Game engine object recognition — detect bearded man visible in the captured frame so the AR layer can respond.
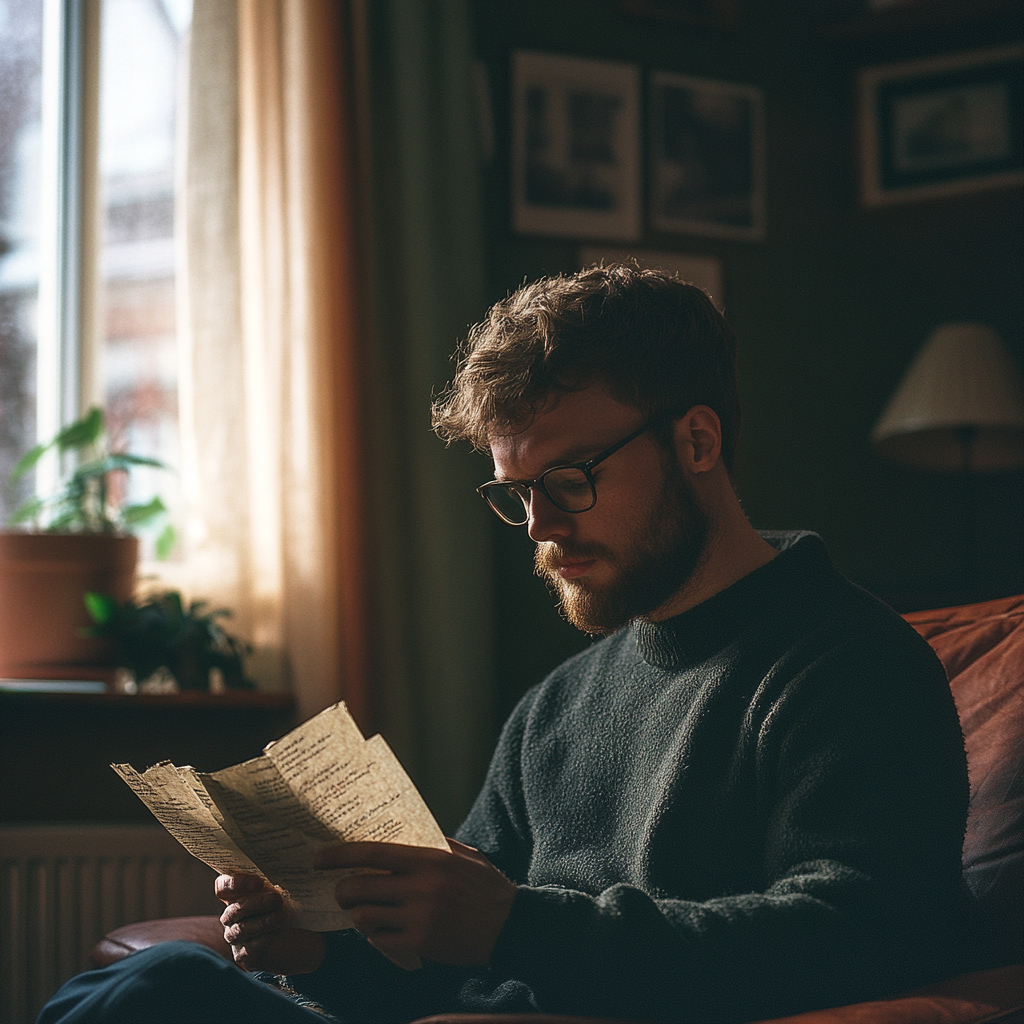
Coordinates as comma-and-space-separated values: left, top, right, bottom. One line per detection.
39, 266, 970, 1024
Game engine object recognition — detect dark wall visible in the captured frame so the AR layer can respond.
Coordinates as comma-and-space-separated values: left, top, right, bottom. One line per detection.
471, 0, 1024, 726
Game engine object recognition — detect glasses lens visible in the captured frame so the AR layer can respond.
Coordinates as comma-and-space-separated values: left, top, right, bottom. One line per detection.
481, 482, 529, 525
543, 467, 595, 512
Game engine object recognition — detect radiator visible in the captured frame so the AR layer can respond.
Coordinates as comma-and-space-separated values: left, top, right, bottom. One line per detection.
0, 824, 222, 1024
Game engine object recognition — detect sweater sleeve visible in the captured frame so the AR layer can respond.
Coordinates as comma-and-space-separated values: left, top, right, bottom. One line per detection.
455, 686, 537, 882
474, 633, 969, 1023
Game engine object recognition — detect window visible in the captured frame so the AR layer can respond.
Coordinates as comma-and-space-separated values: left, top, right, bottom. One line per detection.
0, 0, 45, 519
0, 0, 190, 553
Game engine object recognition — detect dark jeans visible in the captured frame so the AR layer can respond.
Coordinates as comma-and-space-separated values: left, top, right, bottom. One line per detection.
37, 942, 336, 1024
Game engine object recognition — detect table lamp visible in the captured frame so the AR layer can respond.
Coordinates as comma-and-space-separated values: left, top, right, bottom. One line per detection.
873, 323, 1024, 472
872, 322, 1024, 597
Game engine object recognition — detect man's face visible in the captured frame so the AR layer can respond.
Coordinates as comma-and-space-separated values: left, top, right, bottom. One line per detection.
489, 386, 712, 634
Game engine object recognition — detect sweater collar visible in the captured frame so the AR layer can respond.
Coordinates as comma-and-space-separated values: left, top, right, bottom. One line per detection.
631, 531, 833, 670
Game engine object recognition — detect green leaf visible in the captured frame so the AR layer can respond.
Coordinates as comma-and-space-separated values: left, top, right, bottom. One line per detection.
71, 454, 168, 485
55, 407, 104, 452
84, 591, 118, 625
116, 453, 169, 470
46, 507, 86, 531
155, 522, 177, 560
10, 443, 50, 484
9, 405, 173, 538
69, 456, 126, 482
7, 496, 46, 525
122, 496, 167, 528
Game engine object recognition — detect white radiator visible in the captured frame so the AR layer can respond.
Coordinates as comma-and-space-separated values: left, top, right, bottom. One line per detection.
0, 824, 222, 1024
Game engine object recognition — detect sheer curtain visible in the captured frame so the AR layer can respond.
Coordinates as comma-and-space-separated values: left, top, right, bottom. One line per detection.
173, 0, 493, 829
174, 0, 368, 725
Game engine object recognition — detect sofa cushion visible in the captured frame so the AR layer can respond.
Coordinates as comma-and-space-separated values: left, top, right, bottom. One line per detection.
904, 595, 1024, 967
90, 915, 232, 968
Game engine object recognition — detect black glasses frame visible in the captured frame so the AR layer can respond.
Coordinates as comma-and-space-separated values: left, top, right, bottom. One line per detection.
477, 420, 657, 526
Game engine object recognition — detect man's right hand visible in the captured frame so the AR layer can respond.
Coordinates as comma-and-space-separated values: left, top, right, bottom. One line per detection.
216, 872, 327, 974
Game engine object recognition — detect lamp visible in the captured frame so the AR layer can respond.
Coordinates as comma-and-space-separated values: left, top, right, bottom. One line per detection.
873, 323, 1024, 472
872, 323, 1024, 598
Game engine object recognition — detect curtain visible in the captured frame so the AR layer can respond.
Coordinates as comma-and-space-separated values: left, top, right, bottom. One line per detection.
175, 0, 492, 831
175, 0, 368, 725
351, 0, 495, 831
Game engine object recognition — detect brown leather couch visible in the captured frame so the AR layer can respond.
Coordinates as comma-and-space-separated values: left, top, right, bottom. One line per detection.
91, 595, 1024, 1024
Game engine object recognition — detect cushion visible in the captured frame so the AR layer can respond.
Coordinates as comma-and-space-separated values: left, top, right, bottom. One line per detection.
904, 595, 1024, 967
90, 915, 232, 968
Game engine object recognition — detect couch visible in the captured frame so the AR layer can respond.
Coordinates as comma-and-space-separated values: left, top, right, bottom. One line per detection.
91, 595, 1024, 1023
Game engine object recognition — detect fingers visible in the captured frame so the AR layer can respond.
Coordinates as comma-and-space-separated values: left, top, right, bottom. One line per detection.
445, 838, 490, 864
334, 871, 412, 909
220, 887, 286, 950
347, 904, 408, 936
314, 841, 449, 872
220, 888, 284, 927
215, 872, 269, 902
222, 906, 287, 946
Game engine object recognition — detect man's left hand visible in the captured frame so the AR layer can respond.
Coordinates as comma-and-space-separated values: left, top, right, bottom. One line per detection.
315, 839, 517, 968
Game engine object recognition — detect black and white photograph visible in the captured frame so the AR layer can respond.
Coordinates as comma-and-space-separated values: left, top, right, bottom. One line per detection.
512, 50, 641, 241
649, 71, 765, 241
859, 44, 1024, 207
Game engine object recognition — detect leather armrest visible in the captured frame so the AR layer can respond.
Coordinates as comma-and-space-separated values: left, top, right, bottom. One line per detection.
90, 915, 232, 968
410, 963, 1024, 1024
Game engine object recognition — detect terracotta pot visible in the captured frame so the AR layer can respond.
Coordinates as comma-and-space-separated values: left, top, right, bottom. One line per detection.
0, 532, 138, 675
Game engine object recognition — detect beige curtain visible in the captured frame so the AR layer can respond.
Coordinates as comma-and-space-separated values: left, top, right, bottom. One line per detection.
173, 0, 367, 724
173, 0, 491, 830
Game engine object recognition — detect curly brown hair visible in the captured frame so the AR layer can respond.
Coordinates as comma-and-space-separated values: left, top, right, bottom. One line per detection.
431, 263, 741, 472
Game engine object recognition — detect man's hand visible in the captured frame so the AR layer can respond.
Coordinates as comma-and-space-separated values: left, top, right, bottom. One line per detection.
315, 839, 517, 968
216, 872, 326, 974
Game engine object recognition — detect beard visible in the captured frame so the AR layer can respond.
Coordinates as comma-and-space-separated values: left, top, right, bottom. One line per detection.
534, 460, 712, 635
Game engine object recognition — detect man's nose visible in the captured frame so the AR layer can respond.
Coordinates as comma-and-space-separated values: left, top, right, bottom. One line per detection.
526, 488, 572, 544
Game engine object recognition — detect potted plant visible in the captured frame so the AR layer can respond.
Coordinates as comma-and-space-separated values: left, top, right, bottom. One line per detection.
0, 407, 174, 678
84, 590, 255, 691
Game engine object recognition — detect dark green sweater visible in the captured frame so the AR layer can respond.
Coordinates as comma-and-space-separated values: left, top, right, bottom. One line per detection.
290, 532, 969, 1023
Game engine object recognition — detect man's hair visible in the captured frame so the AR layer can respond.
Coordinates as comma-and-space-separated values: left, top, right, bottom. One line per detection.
431, 263, 742, 473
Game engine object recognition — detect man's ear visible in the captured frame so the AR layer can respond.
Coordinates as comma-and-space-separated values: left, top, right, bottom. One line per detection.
672, 406, 722, 474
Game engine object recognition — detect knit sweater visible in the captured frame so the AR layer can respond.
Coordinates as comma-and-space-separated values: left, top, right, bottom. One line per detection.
289, 532, 969, 1023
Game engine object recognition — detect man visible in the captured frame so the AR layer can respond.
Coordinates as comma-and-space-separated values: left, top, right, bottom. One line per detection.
40, 266, 969, 1023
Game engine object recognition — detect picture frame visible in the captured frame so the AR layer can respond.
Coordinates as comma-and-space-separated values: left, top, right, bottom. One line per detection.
649, 71, 765, 241
512, 51, 642, 242
577, 246, 725, 308
858, 44, 1024, 207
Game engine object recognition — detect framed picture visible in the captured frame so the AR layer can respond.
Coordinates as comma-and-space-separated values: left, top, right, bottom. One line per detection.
858, 44, 1024, 207
578, 246, 724, 308
649, 72, 765, 241
512, 51, 641, 242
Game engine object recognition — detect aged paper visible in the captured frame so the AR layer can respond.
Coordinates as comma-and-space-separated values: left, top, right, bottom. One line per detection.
111, 761, 264, 877
112, 702, 447, 943
262, 704, 447, 851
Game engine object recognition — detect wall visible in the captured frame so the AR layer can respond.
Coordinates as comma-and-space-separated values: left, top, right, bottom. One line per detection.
471, 0, 1024, 726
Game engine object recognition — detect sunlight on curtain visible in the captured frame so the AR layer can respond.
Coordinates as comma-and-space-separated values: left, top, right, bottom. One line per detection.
170, 0, 366, 722
169, 0, 491, 827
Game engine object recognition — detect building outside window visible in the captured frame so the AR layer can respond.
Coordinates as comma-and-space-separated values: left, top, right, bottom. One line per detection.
0, 0, 190, 555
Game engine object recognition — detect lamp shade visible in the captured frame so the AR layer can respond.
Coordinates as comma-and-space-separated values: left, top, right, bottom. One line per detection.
872, 323, 1024, 471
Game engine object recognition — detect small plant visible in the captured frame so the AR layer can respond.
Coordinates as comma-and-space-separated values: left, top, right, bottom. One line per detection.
8, 406, 176, 558
84, 590, 255, 691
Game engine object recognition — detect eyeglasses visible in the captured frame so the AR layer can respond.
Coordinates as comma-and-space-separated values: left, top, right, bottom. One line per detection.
477, 420, 657, 526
